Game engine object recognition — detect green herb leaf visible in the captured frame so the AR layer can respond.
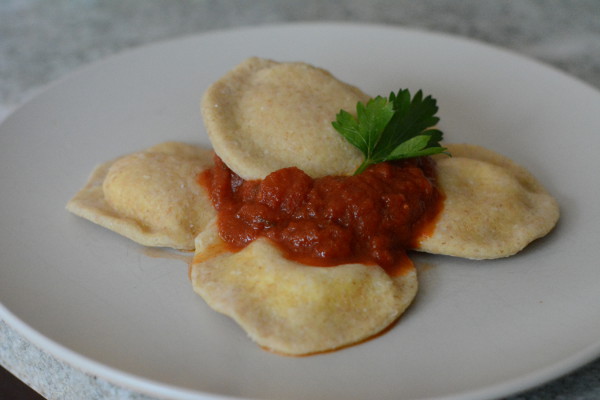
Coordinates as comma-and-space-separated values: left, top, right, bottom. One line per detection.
332, 89, 448, 175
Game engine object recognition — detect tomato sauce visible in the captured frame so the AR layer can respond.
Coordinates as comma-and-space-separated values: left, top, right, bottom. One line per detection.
200, 156, 442, 275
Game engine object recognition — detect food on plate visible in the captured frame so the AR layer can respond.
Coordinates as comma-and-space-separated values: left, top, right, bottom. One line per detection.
66, 142, 215, 250
199, 154, 441, 273
201, 57, 369, 179
329, 88, 558, 259
67, 57, 560, 356
417, 144, 560, 259
191, 220, 417, 355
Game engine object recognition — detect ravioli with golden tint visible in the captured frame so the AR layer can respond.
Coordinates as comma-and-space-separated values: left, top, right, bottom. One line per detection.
66, 142, 216, 250
66, 57, 561, 357
201, 57, 369, 180
191, 221, 418, 356
416, 144, 559, 259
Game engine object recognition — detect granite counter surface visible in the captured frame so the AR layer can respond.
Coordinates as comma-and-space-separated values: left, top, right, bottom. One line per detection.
1, 1, 600, 399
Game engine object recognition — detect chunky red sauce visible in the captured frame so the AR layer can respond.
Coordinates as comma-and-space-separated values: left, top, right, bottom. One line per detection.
200, 156, 442, 275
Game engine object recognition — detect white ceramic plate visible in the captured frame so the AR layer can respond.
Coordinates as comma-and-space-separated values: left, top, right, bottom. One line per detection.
1, 23, 600, 400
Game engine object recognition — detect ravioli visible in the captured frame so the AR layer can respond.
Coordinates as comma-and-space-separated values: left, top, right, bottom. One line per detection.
66, 58, 561, 357
191, 220, 418, 356
201, 57, 369, 180
416, 144, 560, 259
66, 142, 216, 250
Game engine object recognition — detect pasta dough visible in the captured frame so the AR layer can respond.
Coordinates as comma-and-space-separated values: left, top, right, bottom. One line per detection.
66, 142, 216, 250
191, 220, 418, 356
416, 144, 560, 259
201, 57, 369, 180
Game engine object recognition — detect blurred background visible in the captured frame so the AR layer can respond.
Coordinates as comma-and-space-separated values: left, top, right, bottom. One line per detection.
1, 1, 600, 399
2, 0, 600, 119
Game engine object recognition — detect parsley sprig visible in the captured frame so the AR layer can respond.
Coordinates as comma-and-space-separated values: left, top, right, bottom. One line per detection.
332, 89, 448, 175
